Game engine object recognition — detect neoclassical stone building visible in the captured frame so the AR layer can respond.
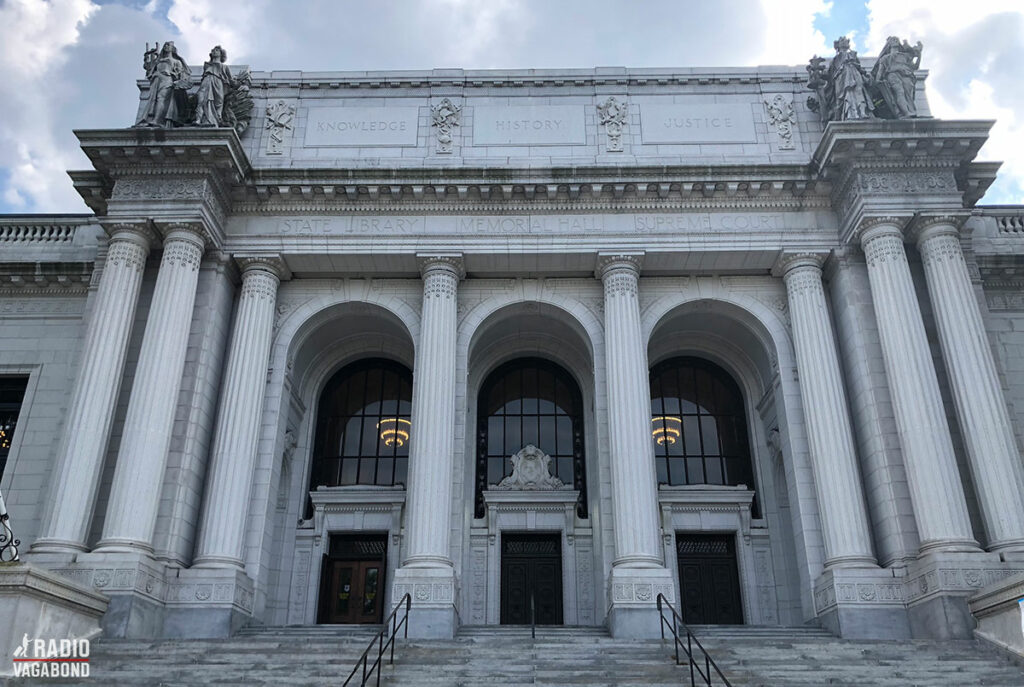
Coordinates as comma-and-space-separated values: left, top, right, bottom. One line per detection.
2, 51, 1024, 641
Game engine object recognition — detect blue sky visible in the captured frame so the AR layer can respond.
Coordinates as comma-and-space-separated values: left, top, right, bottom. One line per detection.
0, 0, 1021, 213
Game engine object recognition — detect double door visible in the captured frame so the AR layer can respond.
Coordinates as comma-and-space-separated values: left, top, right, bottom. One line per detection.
676, 533, 743, 625
500, 533, 563, 625
318, 535, 386, 624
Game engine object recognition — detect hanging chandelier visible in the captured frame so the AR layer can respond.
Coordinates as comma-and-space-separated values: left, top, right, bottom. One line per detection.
377, 418, 411, 447
651, 416, 682, 445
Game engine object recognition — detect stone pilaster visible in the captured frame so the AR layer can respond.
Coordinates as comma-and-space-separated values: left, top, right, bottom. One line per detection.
597, 253, 674, 638
194, 257, 284, 568
858, 217, 977, 553
914, 216, 1024, 552
779, 253, 876, 568
95, 223, 206, 553
392, 254, 463, 638
32, 222, 154, 554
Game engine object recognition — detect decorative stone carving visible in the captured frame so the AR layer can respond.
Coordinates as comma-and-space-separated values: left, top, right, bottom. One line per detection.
596, 97, 628, 152
763, 94, 795, 150
265, 100, 296, 154
135, 41, 191, 128
491, 445, 568, 490
430, 98, 461, 154
807, 35, 922, 124
871, 37, 923, 119
134, 42, 252, 135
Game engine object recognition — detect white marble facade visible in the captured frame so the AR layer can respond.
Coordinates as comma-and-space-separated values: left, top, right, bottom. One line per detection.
2, 65, 1024, 641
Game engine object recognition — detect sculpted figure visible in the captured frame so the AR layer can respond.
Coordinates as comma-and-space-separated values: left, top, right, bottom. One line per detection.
194, 45, 233, 126
827, 36, 874, 121
872, 36, 923, 118
135, 41, 190, 127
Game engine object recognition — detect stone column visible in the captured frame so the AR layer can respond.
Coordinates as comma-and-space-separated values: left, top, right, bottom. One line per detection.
915, 217, 1024, 552
194, 258, 283, 568
859, 218, 977, 553
95, 224, 206, 553
597, 253, 674, 638
32, 223, 153, 554
392, 254, 462, 638
779, 253, 876, 568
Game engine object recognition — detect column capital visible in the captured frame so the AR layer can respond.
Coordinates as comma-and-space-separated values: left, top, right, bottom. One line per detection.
774, 251, 828, 278
417, 253, 465, 280
102, 219, 157, 250
908, 212, 971, 245
855, 215, 913, 245
595, 252, 644, 280
234, 254, 290, 281
154, 219, 212, 248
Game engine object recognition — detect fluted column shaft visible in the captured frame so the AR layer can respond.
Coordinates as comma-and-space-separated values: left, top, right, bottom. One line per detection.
96, 225, 206, 552
917, 221, 1024, 551
859, 221, 977, 552
194, 259, 282, 568
599, 255, 662, 566
33, 225, 153, 553
403, 256, 462, 565
781, 254, 876, 568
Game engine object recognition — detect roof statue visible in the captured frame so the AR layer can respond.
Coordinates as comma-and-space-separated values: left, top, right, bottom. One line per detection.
134, 41, 253, 135
807, 35, 923, 124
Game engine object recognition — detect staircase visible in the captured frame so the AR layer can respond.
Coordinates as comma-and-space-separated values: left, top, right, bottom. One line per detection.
385, 625, 1024, 687
6, 624, 1023, 686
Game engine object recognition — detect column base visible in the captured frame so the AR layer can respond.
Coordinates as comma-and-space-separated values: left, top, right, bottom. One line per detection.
607, 565, 675, 639
40, 550, 256, 638
986, 539, 1024, 556
28, 539, 89, 556
391, 565, 457, 639
814, 567, 909, 639
162, 567, 254, 638
904, 550, 1008, 640
91, 538, 155, 556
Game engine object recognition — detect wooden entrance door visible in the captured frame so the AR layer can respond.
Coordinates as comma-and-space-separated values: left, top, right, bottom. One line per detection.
500, 533, 563, 625
318, 534, 387, 624
676, 533, 743, 625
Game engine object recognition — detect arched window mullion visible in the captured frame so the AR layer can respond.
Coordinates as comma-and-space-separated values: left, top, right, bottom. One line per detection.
476, 357, 587, 519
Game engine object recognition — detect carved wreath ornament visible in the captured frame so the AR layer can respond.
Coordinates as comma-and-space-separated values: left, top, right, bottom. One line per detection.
431, 98, 462, 154
491, 445, 569, 490
596, 97, 628, 152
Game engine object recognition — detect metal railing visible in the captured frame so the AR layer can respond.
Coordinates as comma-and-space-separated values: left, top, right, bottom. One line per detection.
0, 487, 21, 563
529, 591, 536, 639
342, 593, 411, 687
656, 594, 731, 687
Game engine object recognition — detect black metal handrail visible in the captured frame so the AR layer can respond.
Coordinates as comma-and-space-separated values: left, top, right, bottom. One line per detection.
529, 591, 536, 639
656, 594, 731, 687
343, 593, 411, 687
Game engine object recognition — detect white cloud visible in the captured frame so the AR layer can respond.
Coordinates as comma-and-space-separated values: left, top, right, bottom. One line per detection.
865, 0, 1024, 203
0, 0, 97, 210
753, 0, 832, 64
0, 0, 1020, 210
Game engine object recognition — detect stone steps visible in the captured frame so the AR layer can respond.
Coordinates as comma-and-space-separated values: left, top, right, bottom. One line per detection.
6, 625, 1023, 686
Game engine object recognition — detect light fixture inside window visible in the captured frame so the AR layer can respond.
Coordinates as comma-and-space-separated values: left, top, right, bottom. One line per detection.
652, 416, 681, 445
377, 418, 411, 447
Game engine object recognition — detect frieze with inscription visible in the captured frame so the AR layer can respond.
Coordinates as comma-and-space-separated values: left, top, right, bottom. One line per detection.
472, 106, 586, 146
640, 103, 757, 144
234, 211, 819, 237
304, 107, 420, 147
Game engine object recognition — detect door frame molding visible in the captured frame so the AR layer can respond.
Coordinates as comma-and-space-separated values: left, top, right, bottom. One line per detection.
659, 486, 777, 625
474, 489, 594, 626
290, 486, 405, 625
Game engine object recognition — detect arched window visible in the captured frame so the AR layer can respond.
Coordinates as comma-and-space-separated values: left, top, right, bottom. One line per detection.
476, 358, 587, 518
310, 358, 412, 490
649, 357, 754, 490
